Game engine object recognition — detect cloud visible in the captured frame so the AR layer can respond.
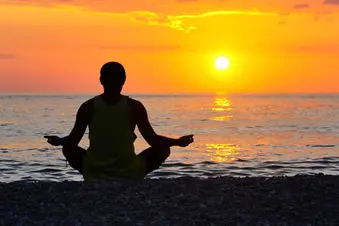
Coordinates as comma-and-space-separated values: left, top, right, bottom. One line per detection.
323, 0, 339, 4
0, 0, 282, 33
0, 0, 62, 7
131, 10, 277, 33
171, 10, 278, 19
130, 11, 197, 33
0, 0, 282, 16
0, 53, 15, 59
97, 44, 182, 52
294, 4, 309, 9
0, 0, 161, 12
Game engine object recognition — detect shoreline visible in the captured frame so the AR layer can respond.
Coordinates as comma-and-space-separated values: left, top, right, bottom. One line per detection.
1, 174, 339, 225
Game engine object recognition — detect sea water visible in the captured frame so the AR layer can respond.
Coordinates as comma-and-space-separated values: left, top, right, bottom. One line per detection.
1, 93, 339, 182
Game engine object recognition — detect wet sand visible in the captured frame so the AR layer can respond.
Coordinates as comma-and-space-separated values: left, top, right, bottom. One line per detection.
1, 174, 339, 226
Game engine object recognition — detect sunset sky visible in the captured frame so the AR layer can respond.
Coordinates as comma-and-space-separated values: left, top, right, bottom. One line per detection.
0, 0, 338, 94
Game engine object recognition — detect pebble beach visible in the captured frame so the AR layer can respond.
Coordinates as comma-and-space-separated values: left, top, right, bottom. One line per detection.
2, 174, 339, 226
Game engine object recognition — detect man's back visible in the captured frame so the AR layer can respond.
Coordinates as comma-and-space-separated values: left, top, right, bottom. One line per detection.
83, 95, 145, 180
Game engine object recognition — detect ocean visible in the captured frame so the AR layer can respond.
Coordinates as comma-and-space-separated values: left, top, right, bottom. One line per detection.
1, 93, 339, 182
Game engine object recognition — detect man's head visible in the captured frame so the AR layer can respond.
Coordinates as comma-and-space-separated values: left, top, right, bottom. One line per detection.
100, 61, 126, 94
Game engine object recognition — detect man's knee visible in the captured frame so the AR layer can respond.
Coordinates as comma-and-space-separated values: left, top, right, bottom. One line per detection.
61, 145, 85, 173
62, 145, 82, 159
62, 145, 73, 158
161, 146, 171, 159
62, 145, 69, 157
149, 145, 170, 160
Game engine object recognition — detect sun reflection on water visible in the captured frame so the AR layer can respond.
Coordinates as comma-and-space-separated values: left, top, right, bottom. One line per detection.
211, 96, 233, 121
206, 143, 241, 162
212, 97, 232, 112
212, 115, 233, 121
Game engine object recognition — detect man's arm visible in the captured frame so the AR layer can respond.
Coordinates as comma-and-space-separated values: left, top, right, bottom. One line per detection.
134, 100, 179, 147
60, 100, 91, 147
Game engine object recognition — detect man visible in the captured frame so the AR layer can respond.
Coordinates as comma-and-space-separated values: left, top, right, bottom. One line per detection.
44, 61, 194, 181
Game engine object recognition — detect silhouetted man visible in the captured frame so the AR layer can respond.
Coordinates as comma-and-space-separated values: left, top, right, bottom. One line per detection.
45, 61, 194, 181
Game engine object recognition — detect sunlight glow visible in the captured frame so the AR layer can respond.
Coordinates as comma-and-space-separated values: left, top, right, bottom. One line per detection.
215, 57, 230, 70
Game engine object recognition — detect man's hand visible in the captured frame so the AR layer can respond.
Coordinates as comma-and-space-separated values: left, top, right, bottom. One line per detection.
177, 135, 194, 147
44, 135, 63, 146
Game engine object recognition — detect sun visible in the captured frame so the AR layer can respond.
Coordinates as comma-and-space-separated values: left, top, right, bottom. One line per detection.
215, 56, 230, 70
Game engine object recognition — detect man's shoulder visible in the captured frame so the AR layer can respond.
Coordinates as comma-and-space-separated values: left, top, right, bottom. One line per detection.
83, 97, 95, 106
127, 97, 143, 107
127, 97, 147, 114
77, 97, 97, 121
79, 97, 96, 112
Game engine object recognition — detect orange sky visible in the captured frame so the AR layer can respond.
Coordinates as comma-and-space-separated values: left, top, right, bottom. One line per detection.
0, 0, 339, 94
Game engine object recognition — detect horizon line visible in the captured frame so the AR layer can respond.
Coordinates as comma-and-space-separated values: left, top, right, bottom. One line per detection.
1, 92, 339, 96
